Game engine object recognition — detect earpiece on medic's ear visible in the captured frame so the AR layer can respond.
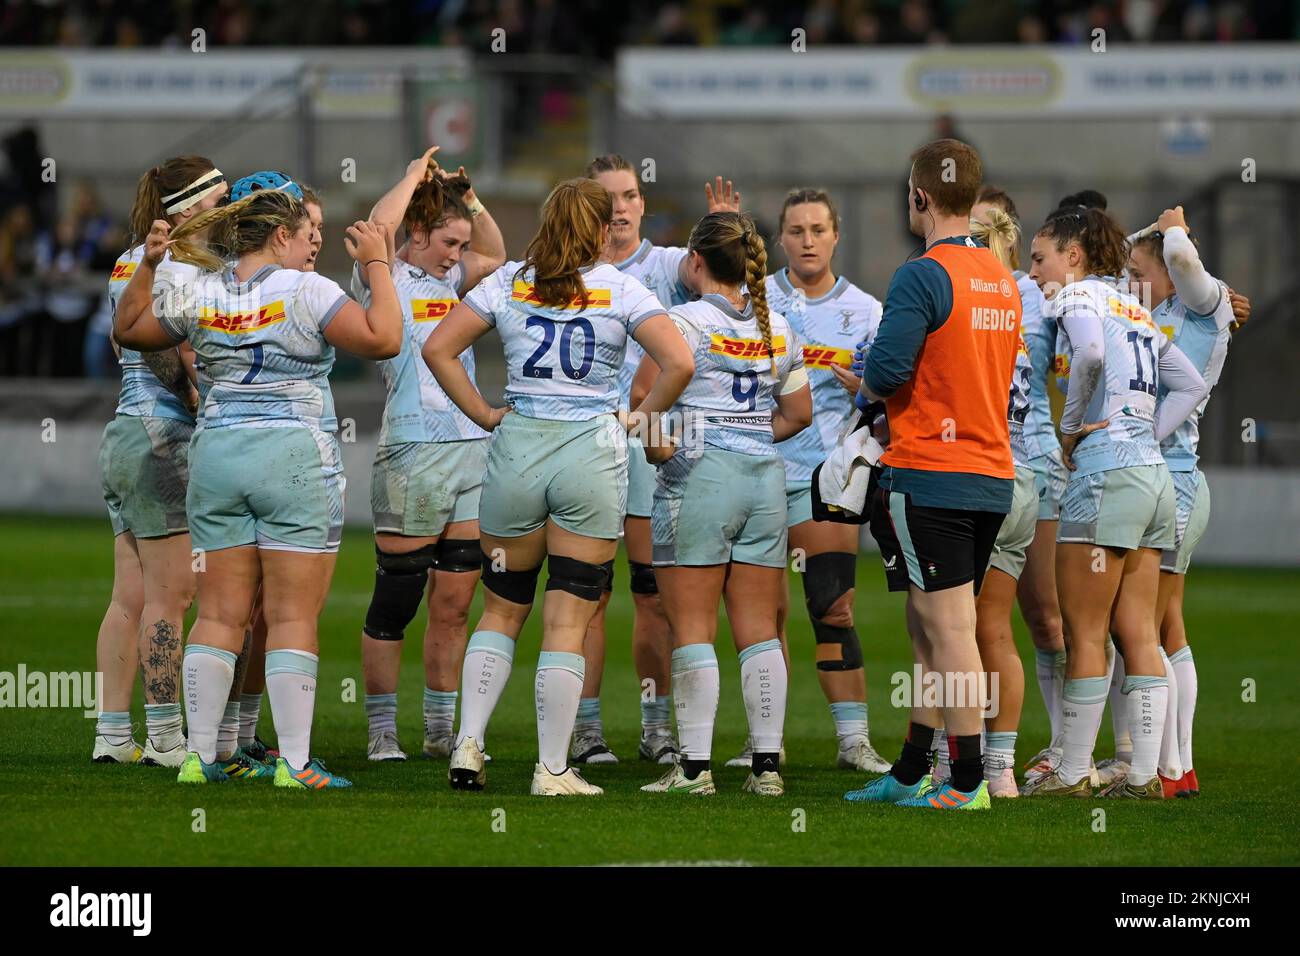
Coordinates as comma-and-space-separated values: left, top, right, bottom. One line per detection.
913, 189, 926, 212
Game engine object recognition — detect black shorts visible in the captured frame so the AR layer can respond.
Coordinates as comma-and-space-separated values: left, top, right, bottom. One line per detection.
868, 486, 1006, 594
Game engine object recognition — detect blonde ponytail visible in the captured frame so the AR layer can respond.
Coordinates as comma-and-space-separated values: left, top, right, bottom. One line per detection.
971, 205, 1021, 272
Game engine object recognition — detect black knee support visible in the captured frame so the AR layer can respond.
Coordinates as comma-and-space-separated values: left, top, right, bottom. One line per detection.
603, 558, 615, 593
435, 537, 481, 573
544, 554, 611, 602
363, 544, 437, 641
803, 552, 863, 671
628, 560, 659, 595
480, 549, 541, 604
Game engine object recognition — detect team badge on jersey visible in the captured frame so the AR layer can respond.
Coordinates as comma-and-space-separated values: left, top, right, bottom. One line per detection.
198, 300, 288, 334
412, 299, 457, 323
511, 281, 612, 310
802, 344, 852, 369
840, 310, 854, 331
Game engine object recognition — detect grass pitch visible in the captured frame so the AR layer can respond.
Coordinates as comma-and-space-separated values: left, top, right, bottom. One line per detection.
1, 514, 1296, 866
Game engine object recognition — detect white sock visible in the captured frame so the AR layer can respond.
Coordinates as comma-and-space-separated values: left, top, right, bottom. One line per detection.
183, 645, 237, 764
144, 702, 183, 747
1169, 646, 1197, 771
216, 700, 241, 760
671, 643, 719, 762
1124, 674, 1169, 786
423, 688, 457, 742
364, 692, 398, 737
739, 639, 786, 756
456, 631, 515, 747
1035, 648, 1066, 745
1059, 676, 1108, 785
265, 649, 318, 772
96, 711, 133, 745
934, 729, 951, 777
535, 652, 585, 774
238, 693, 261, 748
985, 730, 1017, 774
1109, 651, 1133, 761
829, 700, 869, 742
1156, 650, 1182, 779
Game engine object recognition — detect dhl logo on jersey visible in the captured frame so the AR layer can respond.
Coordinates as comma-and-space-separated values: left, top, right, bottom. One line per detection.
1160, 325, 1175, 342
198, 300, 288, 334
511, 281, 611, 310
110, 261, 137, 282
1054, 352, 1071, 378
801, 344, 852, 369
708, 334, 787, 360
1108, 297, 1155, 330
412, 299, 457, 323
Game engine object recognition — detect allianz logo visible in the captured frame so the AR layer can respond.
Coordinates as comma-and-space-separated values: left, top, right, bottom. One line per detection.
969, 277, 1014, 297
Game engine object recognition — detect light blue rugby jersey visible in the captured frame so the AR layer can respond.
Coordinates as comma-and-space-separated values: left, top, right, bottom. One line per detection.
611, 240, 691, 405
765, 269, 881, 483
351, 259, 488, 445
1008, 331, 1033, 466
1154, 281, 1232, 472
1052, 277, 1166, 475
1015, 271, 1059, 458
107, 245, 197, 423
668, 294, 804, 458
462, 260, 665, 421
156, 263, 348, 433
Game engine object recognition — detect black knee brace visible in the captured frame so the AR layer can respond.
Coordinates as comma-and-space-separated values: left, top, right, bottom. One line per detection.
363, 544, 437, 641
545, 554, 611, 602
435, 537, 481, 573
480, 549, 541, 604
803, 552, 863, 671
603, 558, 615, 593
629, 560, 659, 595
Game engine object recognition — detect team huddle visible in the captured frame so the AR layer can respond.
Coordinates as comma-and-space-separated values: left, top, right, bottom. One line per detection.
91, 137, 1240, 806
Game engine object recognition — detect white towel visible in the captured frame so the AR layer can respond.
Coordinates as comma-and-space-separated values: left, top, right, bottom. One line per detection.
817, 411, 885, 517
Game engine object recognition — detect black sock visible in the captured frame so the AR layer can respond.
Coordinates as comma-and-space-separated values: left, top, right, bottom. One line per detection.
951, 733, 984, 793
890, 721, 937, 785
752, 752, 779, 775
681, 758, 709, 780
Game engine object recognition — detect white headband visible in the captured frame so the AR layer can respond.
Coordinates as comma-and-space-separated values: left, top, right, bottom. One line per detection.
162, 168, 226, 215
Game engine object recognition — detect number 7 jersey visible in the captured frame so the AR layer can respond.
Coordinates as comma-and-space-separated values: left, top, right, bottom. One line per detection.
462, 260, 666, 420
1053, 277, 1166, 475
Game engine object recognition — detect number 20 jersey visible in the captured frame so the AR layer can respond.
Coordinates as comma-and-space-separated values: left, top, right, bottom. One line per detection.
462, 260, 665, 421
1053, 277, 1166, 475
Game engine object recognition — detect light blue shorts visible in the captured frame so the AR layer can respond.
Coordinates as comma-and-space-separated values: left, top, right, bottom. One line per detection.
371, 438, 487, 536
1029, 448, 1068, 522
988, 465, 1039, 580
1058, 463, 1175, 552
625, 440, 656, 519
1161, 469, 1211, 575
785, 481, 813, 528
187, 425, 345, 553
478, 412, 628, 540
652, 447, 788, 568
99, 414, 192, 538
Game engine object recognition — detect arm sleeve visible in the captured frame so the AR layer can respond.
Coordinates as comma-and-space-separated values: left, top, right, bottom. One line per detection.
860, 258, 950, 400
152, 272, 190, 343
461, 269, 501, 327
623, 274, 667, 333
299, 273, 350, 331
1154, 341, 1209, 442
1162, 227, 1221, 318
1056, 294, 1105, 435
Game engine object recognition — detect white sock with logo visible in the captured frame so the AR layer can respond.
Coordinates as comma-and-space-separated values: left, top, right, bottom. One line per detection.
739, 639, 786, 756
183, 645, 237, 765
456, 631, 514, 748
265, 649, 318, 772
535, 652, 585, 774
671, 644, 719, 764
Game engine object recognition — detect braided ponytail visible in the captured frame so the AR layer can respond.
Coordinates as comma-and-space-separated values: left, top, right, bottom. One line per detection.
742, 220, 776, 377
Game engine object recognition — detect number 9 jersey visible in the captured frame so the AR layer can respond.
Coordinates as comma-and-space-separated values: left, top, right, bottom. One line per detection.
1052, 277, 1167, 475
667, 294, 806, 457
461, 260, 666, 421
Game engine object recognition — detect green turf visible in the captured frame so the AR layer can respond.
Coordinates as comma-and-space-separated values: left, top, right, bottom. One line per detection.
1, 514, 1296, 866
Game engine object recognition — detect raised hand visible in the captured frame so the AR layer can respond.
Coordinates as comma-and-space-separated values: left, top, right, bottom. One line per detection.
143, 219, 171, 267
705, 176, 741, 213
